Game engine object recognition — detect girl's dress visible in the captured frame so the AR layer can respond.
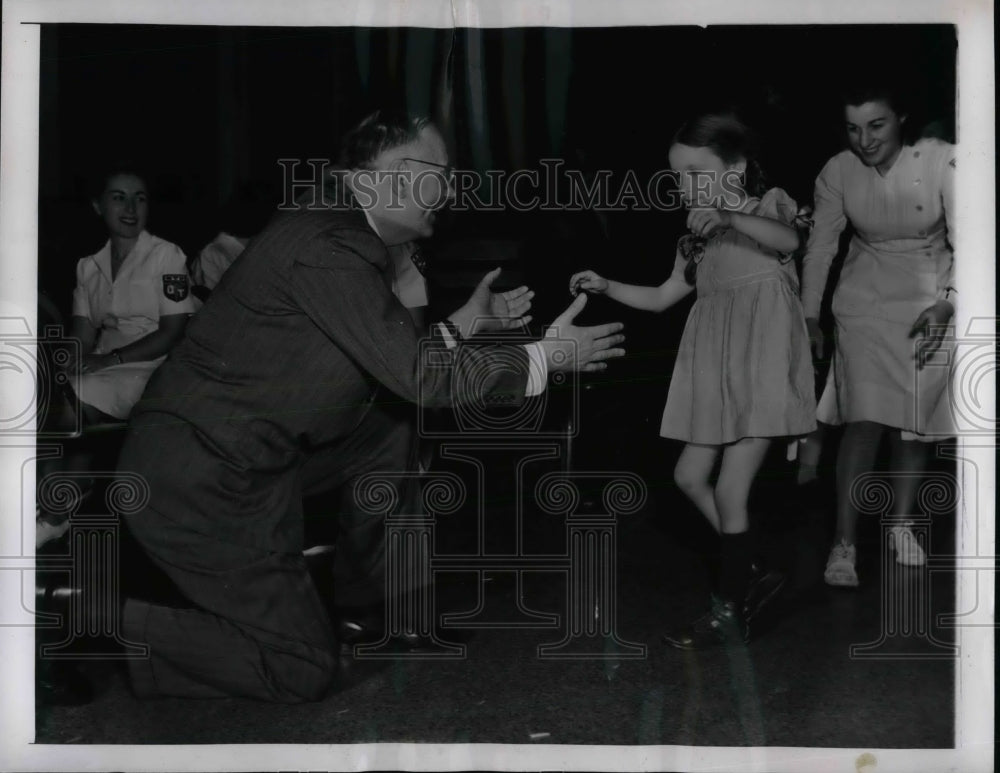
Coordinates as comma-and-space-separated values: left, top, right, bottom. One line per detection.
71, 230, 196, 419
801, 139, 955, 440
660, 188, 817, 445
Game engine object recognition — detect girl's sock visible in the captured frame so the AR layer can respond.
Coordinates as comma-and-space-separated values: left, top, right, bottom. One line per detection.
719, 530, 753, 604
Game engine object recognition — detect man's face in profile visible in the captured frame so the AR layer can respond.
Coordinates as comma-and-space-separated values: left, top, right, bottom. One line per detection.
387, 125, 453, 241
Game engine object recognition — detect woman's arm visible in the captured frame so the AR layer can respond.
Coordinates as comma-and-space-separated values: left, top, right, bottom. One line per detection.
66, 315, 98, 371
911, 144, 958, 369
113, 314, 188, 363
81, 313, 189, 373
935, 145, 957, 316
800, 156, 848, 321
68, 315, 97, 354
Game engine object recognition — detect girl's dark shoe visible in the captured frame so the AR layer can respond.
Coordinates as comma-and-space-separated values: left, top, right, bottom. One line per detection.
662, 597, 749, 650
743, 564, 786, 623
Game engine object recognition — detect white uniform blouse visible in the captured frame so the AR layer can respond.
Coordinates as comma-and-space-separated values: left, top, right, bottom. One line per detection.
71, 230, 196, 419
801, 138, 956, 324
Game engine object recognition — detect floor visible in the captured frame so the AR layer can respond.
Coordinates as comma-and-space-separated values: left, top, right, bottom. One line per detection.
34, 426, 958, 749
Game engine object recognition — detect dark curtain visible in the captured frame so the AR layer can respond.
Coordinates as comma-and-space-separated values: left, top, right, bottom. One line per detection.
38, 24, 957, 475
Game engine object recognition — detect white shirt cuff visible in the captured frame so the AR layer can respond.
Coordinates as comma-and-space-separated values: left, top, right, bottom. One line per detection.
523, 341, 548, 397
436, 321, 458, 349
434, 324, 548, 397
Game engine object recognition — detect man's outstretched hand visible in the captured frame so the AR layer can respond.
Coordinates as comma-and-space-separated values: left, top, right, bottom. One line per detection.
540, 293, 626, 373
448, 267, 534, 337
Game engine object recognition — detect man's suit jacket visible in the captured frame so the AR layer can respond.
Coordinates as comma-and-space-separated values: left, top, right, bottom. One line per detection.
119, 180, 530, 552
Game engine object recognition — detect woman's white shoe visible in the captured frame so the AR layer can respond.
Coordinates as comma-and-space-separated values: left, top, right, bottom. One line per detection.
824, 540, 859, 587
888, 525, 927, 566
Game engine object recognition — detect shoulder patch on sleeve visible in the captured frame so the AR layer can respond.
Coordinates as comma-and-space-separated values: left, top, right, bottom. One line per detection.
162, 274, 190, 302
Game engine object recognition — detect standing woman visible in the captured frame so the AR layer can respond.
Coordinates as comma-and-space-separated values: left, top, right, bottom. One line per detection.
801, 85, 956, 587
66, 168, 196, 422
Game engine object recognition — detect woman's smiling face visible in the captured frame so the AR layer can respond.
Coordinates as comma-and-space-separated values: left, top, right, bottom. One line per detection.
844, 100, 906, 173
93, 173, 149, 239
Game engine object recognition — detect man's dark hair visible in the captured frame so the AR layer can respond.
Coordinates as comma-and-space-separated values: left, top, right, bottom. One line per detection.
336, 109, 432, 169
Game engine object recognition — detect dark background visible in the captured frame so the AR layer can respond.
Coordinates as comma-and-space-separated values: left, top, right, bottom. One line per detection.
38, 24, 957, 290
37, 23, 957, 486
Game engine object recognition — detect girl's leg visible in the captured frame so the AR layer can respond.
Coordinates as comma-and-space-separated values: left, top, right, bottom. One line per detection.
715, 437, 772, 535
833, 421, 884, 545
662, 437, 772, 651
673, 443, 722, 533
714, 437, 772, 603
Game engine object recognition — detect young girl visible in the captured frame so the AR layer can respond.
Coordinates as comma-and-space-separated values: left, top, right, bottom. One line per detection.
569, 112, 816, 649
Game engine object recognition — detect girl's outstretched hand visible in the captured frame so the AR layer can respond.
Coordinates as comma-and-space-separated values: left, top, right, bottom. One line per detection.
569, 270, 609, 296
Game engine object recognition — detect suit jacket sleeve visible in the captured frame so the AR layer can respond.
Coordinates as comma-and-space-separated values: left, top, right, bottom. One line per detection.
290, 226, 529, 409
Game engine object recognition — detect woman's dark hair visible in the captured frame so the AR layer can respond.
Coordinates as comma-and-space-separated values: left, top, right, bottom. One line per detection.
839, 80, 918, 145
840, 82, 905, 115
671, 112, 769, 285
337, 109, 432, 169
88, 163, 150, 202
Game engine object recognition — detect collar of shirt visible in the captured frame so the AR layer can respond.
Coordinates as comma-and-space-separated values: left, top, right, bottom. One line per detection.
94, 229, 152, 283
360, 205, 384, 241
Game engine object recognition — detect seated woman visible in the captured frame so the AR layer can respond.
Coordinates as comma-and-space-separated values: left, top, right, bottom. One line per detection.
37, 167, 196, 550
65, 166, 196, 423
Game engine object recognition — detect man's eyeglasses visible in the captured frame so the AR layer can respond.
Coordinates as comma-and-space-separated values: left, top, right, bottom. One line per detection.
399, 157, 455, 182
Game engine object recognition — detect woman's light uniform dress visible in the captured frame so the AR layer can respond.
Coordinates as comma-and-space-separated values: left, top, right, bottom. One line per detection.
660, 188, 817, 445
71, 230, 196, 419
801, 139, 956, 440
